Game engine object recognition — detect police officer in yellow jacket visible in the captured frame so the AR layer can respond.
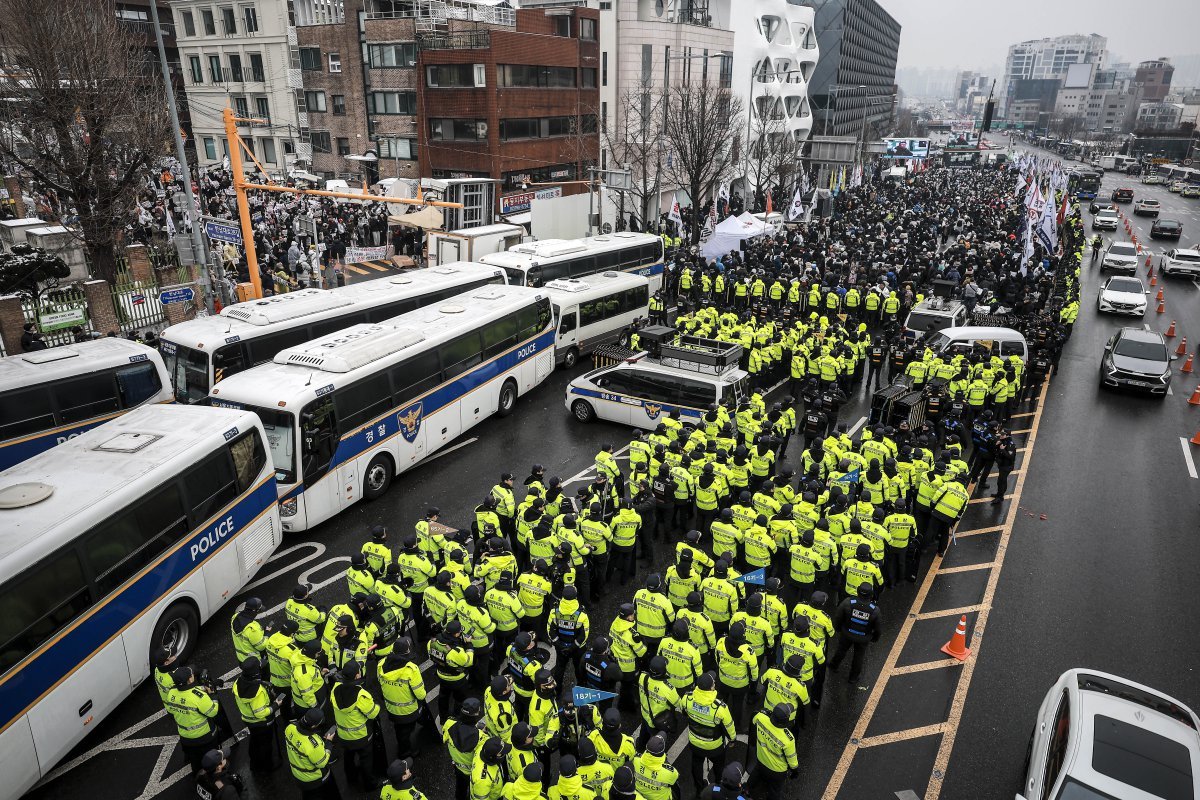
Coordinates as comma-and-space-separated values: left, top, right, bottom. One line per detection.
377, 638, 428, 759
165, 666, 223, 773
632, 734, 680, 800
331, 662, 384, 790
232, 656, 282, 770
681, 672, 736, 794
928, 473, 970, 557
285, 707, 339, 800
747, 704, 799, 800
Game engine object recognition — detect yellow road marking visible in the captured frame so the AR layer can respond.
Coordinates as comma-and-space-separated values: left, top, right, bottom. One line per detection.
953, 525, 1004, 538
936, 562, 995, 575
344, 264, 368, 275
891, 659, 964, 676
820, 380, 1050, 800
858, 723, 949, 748
968, 494, 1012, 504
917, 604, 985, 620
365, 262, 389, 271
1008, 428, 1032, 434
1010, 411, 1035, 418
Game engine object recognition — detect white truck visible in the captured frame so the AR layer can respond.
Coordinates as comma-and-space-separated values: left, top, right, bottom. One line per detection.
427, 223, 527, 267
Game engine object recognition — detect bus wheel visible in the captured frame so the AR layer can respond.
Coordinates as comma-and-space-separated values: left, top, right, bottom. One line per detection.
363, 453, 394, 500
152, 602, 199, 664
562, 347, 579, 369
618, 331, 631, 348
572, 399, 595, 423
498, 379, 519, 417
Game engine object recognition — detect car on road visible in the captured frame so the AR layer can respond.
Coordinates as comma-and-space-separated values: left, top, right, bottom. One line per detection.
1018, 669, 1200, 800
1088, 200, 1115, 215
1151, 218, 1184, 239
1092, 208, 1120, 230
1142, 174, 1164, 185
1133, 198, 1160, 216
1110, 187, 1134, 203
1160, 248, 1200, 278
1096, 275, 1148, 316
1099, 327, 1172, 395
1100, 242, 1139, 274
1169, 180, 1186, 193
1183, 184, 1200, 199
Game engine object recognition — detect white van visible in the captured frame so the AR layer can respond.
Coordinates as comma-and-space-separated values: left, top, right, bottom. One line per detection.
544, 272, 650, 368
905, 297, 969, 336
565, 336, 748, 429
922, 325, 1029, 362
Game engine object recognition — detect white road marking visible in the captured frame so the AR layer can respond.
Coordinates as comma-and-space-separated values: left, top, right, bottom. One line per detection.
848, 415, 868, 436
240, 542, 327, 592
1167, 385, 1174, 396
1180, 437, 1198, 480
419, 436, 479, 465
563, 443, 631, 487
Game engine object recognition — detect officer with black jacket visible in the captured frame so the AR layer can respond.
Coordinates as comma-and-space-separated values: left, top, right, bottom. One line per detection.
699, 762, 747, 800
579, 635, 622, 714
799, 400, 827, 451
866, 336, 889, 391
195, 750, 243, 800
829, 585, 882, 684
992, 429, 1017, 505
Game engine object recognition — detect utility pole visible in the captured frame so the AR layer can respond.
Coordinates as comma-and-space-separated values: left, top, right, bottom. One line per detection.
148, 1, 213, 311
224, 107, 264, 300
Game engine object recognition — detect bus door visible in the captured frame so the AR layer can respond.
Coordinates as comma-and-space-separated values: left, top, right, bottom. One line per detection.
557, 307, 579, 356
300, 398, 344, 520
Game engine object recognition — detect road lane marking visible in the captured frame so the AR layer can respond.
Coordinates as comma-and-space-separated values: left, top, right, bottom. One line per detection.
936, 562, 995, 574
419, 436, 478, 465
953, 525, 1004, 539
859, 723, 948, 748
917, 604, 984, 620
848, 415, 868, 436
967, 494, 1012, 504
240, 542, 327, 592
1180, 437, 1199, 479
891, 660, 963, 677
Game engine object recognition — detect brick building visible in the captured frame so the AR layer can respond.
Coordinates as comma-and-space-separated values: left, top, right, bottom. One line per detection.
293, 1, 599, 217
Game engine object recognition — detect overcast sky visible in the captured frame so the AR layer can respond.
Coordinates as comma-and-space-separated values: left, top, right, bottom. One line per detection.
884, 0, 1196, 71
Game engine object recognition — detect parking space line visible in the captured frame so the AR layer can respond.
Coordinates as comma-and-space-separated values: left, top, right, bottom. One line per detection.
848, 415, 868, 436
859, 723, 949, 749
1179, 437, 1199, 479
916, 604, 985, 620
968, 494, 1012, 504
1008, 428, 1031, 435
953, 525, 1004, 538
936, 562, 995, 575
1010, 411, 1035, 419
891, 659, 963, 677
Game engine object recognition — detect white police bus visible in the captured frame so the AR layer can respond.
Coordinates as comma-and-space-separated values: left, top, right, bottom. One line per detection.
0, 337, 173, 472
0, 404, 281, 798
208, 285, 556, 532
158, 262, 507, 403
480, 232, 665, 292
543, 272, 650, 369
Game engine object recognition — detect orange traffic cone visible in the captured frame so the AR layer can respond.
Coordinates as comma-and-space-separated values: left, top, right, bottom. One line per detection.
1183, 354, 1194, 374
1146, 255, 1153, 267
1177, 337, 1188, 356
1158, 301, 1166, 314
940, 615, 972, 661
1189, 385, 1200, 406
1151, 273, 1158, 286
1165, 319, 1177, 337
1191, 430, 1200, 446
1157, 288, 1166, 303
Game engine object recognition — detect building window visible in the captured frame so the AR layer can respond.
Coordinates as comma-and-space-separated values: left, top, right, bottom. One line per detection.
500, 118, 540, 140
377, 137, 417, 160
243, 137, 254, 156
367, 91, 416, 115
228, 54, 243, 81
255, 96, 270, 121
499, 116, 591, 140
248, 52, 264, 81
201, 8, 216, 35
189, 55, 203, 83
336, 137, 350, 156
310, 131, 331, 153
299, 47, 322, 71
221, 6, 236, 35
181, 10, 196, 36
234, 96, 249, 118
601, 101, 607, 131
602, 52, 608, 86
243, 5, 258, 33
261, 138, 277, 163
580, 18, 597, 41
426, 63, 485, 88
718, 54, 732, 89
429, 119, 488, 141
328, 52, 341, 73
497, 64, 576, 88
208, 54, 223, 82
641, 44, 652, 82
582, 68, 597, 89
332, 95, 346, 115
304, 90, 327, 112
204, 137, 217, 160
367, 43, 417, 68
552, 15, 570, 37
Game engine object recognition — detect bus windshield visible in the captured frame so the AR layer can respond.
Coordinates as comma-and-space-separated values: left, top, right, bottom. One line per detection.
159, 340, 211, 402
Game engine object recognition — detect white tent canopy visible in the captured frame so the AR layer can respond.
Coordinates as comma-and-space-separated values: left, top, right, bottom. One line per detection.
700, 212, 775, 260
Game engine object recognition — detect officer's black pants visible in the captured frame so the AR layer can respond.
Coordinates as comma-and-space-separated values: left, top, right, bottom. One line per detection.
389, 713, 419, 758
720, 683, 749, 729
472, 644, 491, 686
995, 469, 1013, 499
179, 730, 220, 773
453, 768, 471, 800
339, 734, 381, 790
552, 646, 582, 686
811, 661, 827, 707
687, 743, 726, 793
437, 678, 467, 725
884, 545, 910, 586
673, 502, 692, 532
830, 637, 870, 683
696, 508, 717, 536
928, 512, 956, 556
968, 457, 994, 489
610, 545, 636, 585
866, 362, 884, 390
589, 553, 609, 599
618, 671, 638, 711
652, 506, 673, 540
247, 719, 281, 770
749, 766, 787, 800
299, 772, 343, 800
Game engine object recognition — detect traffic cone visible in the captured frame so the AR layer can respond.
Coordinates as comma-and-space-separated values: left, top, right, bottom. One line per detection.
1191, 430, 1200, 446
1165, 319, 1176, 337
1183, 354, 1194, 374
1177, 337, 1188, 356
940, 615, 972, 661
1158, 300, 1166, 314
1157, 288, 1165, 303
1151, 273, 1158, 286
1189, 385, 1200, 406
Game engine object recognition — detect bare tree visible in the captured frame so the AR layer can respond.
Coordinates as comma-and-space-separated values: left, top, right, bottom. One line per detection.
662, 82, 743, 243
0, 0, 173, 283
744, 111, 804, 212
601, 81, 668, 232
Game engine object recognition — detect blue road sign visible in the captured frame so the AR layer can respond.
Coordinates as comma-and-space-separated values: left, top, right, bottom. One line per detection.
733, 567, 767, 585
205, 219, 243, 245
572, 687, 618, 706
159, 287, 196, 306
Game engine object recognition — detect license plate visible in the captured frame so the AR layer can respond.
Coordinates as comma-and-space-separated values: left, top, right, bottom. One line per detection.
1129, 380, 1152, 387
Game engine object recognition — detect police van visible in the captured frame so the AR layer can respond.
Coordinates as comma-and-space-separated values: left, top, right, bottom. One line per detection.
904, 296, 969, 337
565, 330, 749, 429
543, 271, 650, 369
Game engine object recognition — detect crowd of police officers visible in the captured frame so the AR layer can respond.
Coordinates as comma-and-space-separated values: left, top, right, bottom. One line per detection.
153, 164, 1084, 800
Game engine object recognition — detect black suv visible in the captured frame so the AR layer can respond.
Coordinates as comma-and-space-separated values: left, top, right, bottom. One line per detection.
1151, 219, 1183, 240
1111, 187, 1134, 202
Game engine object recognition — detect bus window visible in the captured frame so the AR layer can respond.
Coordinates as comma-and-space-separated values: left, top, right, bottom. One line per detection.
558, 311, 577, 336
334, 373, 393, 431
301, 398, 338, 486
0, 387, 55, 439
481, 316, 519, 359
0, 550, 93, 674
568, 256, 596, 278
85, 483, 188, 596
213, 342, 249, 382
184, 449, 241, 523
229, 431, 268, 493
439, 332, 483, 380
675, 376, 716, 407
392, 350, 442, 404
527, 266, 544, 288
54, 372, 121, 424
116, 361, 165, 408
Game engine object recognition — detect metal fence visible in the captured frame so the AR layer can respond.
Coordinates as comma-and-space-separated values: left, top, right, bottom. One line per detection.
21, 285, 94, 349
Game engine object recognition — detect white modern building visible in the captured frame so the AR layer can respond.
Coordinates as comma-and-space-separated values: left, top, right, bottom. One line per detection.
1000, 33, 1107, 117
170, 0, 311, 175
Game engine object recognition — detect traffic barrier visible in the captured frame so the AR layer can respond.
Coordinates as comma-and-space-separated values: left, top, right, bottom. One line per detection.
1189, 385, 1200, 406
1165, 319, 1177, 337
1191, 430, 1200, 446
1183, 354, 1194, 374
940, 614, 972, 661
1177, 337, 1188, 357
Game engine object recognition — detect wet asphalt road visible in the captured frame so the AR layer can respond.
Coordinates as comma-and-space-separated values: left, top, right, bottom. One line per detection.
28, 149, 1200, 800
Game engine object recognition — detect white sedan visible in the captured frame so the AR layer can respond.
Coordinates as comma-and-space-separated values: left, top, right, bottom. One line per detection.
1097, 275, 1148, 316
1018, 669, 1200, 800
